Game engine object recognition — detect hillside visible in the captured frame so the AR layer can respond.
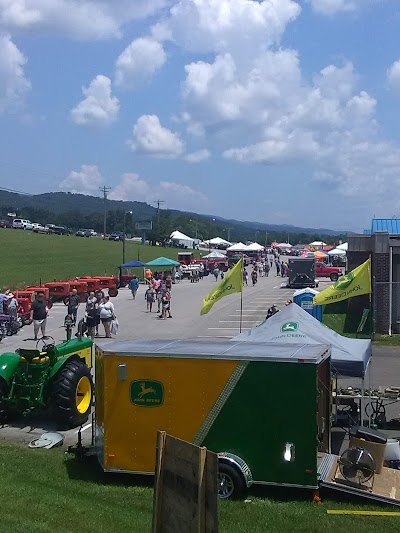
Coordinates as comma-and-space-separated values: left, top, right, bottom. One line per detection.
0, 189, 346, 238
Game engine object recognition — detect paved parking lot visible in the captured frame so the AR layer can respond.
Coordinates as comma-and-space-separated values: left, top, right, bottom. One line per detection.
1, 262, 399, 448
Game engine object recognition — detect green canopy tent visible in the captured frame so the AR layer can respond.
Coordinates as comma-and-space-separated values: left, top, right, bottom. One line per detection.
145, 257, 181, 267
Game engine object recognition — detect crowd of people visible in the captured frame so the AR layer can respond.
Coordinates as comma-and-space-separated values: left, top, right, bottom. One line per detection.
130, 269, 173, 320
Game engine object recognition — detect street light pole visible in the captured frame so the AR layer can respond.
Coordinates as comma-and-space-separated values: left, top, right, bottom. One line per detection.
122, 210, 133, 265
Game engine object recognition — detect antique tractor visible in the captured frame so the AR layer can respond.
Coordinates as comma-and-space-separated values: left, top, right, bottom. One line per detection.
0, 336, 93, 428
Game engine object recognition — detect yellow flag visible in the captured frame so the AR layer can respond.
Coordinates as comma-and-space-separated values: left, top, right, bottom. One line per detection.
313, 258, 371, 305
200, 257, 243, 315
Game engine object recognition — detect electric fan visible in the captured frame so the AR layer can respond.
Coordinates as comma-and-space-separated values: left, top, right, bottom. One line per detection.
338, 447, 375, 488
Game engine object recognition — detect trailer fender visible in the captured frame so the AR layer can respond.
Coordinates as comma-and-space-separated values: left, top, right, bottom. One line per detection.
48, 354, 83, 380
0, 353, 22, 386
218, 452, 253, 488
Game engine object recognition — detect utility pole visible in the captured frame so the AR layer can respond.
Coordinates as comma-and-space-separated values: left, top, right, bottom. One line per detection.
99, 185, 111, 239
265, 231, 268, 248
153, 199, 165, 244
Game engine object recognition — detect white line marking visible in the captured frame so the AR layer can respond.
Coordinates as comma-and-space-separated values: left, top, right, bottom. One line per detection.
207, 326, 251, 331
229, 315, 265, 317
75, 423, 92, 434
390, 487, 396, 499
219, 320, 258, 323
197, 335, 232, 338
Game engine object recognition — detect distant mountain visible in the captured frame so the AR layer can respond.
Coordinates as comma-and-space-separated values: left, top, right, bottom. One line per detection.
0, 189, 347, 237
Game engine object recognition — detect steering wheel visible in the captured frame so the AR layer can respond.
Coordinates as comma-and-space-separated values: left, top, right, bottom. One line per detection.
36, 336, 55, 353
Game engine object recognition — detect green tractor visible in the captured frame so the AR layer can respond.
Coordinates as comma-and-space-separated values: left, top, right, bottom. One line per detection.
0, 335, 94, 429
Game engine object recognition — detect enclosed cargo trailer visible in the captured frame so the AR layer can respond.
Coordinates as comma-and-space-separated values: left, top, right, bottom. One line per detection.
95, 339, 331, 497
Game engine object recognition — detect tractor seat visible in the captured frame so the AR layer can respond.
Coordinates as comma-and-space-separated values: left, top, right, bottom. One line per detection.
17, 349, 48, 363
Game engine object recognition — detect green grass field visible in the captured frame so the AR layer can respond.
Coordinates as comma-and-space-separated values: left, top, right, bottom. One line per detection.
1, 442, 399, 533
0, 229, 196, 290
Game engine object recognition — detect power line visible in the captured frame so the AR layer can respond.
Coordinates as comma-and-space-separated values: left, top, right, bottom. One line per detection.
0, 186, 33, 196
99, 185, 112, 238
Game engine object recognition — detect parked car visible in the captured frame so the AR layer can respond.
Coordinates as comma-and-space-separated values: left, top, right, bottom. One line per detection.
76, 229, 92, 237
109, 232, 124, 241
0, 220, 11, 228
32, 223, 49, 233
315, 262, 343, 281
12, 218, 33, 230
48, 224, 70, 235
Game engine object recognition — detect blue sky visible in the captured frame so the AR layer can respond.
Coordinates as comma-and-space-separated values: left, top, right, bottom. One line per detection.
0, 0, 399, 232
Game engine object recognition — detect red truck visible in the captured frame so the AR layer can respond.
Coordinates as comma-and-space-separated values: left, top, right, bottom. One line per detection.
315, 263, 343, 281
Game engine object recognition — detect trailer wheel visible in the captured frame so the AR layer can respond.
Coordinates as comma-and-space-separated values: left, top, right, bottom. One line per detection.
108, 288, 118, 297
0, 377, 10, 424
63, 296, 70, 306
330, 273, 339, 282
218, 463, 246, 500
46, 299, 53, 309
51, 359, 93, 428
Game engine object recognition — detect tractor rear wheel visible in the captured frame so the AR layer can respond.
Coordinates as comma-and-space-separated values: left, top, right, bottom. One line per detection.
108, 288, 118, 297
51, 359, 93, 428
0, 377, 10, 424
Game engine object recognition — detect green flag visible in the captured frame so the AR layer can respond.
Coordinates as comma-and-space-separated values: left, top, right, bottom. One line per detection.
313, 258, 371, 305
200, 258, 243, 315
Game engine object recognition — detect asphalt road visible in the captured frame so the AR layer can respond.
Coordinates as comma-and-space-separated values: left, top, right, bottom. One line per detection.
1, 260, 399, 448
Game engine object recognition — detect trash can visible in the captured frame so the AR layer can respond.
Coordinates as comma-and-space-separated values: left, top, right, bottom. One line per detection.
293, 288, 322, 321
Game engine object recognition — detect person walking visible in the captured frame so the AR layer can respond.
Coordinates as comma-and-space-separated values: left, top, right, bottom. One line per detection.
129, 275, 139, 299
99, 295, 115, 338
7, 292, 18, 319
243, 268, 248, 286
68, 288, 81, 326
145, 285, 156, 313
160, 289, 172, 319
275, 260, 281, 276
30, 292, 48, 340
213, 267, 220, 281
264, 263, 270, 277
251, 269, 258, 286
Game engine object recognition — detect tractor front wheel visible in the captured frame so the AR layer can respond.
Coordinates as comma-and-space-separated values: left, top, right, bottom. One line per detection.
108, 288, 118, 297
51, 359, 93, 428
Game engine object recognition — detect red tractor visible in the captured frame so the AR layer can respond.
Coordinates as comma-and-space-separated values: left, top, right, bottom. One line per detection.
81, 276, 119, 297
45, 282, 71, 304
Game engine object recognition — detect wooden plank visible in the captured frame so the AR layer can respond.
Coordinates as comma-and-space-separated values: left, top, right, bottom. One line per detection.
327, 510, 400, 516
152, 432, 219, 533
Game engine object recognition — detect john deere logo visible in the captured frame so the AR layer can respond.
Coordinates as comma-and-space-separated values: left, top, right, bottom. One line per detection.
130, 380, 164, 407
333, 272, 354, 290
281, 322, 299, 332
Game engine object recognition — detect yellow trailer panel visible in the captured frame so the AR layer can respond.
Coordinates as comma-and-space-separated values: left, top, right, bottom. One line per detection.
97, 348, 238, 472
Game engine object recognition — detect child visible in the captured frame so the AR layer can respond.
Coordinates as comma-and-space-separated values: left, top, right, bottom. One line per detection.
145, 285, 155, 313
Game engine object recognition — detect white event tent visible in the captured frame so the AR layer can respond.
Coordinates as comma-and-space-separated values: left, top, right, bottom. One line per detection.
277, 242, 292, 249
170, 230, 197, 248
203, 251, 227, 259
207, 237, 232, 247
328, 248, 346, 256
309, 241, 327, 247
337, 242, 348, 251
227, 242, 249, 252
246, 242, 264, 252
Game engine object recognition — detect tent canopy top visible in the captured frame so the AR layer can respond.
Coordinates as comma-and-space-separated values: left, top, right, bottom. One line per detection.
145, 257, 181, 267
120, 260, 146, 268
208, 237, 232, 245
227, 242, 248, 252
203, 251, 227, 259
233, 303, 371, 378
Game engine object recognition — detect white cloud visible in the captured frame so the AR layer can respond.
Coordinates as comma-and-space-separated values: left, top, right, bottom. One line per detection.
184, 149, 210, 163
108, 173, 150, 202
154, 0, 300, 54
387, 59, 400, 92
128, 114, 184, 158
160, 181, 208, 210
108, 171, 208, 211
115, 37, 166, 90
308, 0, 368, 15
0, 0, 169, 40
0, 33, 30, 113
59, 164, 103, 194
70, 75, 119, 127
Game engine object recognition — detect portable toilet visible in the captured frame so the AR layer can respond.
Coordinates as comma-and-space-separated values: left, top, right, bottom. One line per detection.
293, 288, 322, 322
